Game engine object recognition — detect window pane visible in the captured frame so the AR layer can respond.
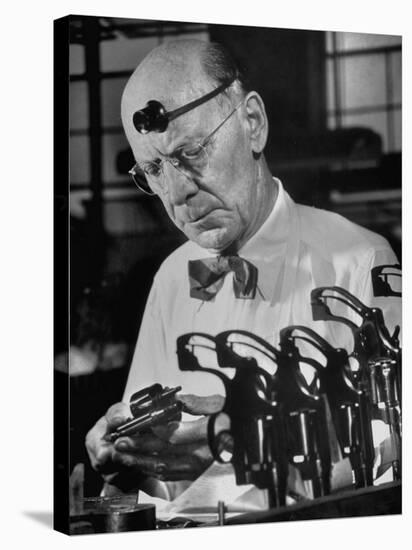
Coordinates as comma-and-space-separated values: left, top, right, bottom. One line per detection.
390, 51, 402, 105
100, 31, 210, 73
69, 44, 85, 75
102, 134, 130, 183
335, 32, 401, 51
70, 189, 91, 219
342, 112, 388, 152
100, 35, 159, 72
326, 31, 334, 53
340, 54, 386, 109
162, 32, 209, 43
327, 114, 337, 130
69, 82, 88, 130
70, 136, 90, 184
326, 58, 336, 113
393, 109, 401, 152
102, 77, 128, 127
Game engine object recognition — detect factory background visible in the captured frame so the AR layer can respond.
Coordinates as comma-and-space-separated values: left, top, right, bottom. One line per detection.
58, 15, 401, 494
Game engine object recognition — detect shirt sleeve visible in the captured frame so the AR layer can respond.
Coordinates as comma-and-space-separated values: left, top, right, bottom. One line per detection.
122, 276, 169, 403
121, 276, 179, 500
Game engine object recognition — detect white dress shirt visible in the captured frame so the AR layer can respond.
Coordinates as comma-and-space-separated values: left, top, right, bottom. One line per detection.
123, 178, 400, 502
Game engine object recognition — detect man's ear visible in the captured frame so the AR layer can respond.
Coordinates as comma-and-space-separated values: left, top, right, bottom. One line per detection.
243, 91, 268, 154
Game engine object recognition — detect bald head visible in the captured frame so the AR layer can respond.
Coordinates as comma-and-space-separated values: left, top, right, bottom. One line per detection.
121, 40, 246, 142
130, 40, 209, 100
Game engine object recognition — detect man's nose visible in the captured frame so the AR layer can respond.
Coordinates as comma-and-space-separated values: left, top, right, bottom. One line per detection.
164, 161, 198, 205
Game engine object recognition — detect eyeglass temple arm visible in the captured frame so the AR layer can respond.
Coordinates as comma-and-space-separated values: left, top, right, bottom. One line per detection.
166, 79, 235, 123
202, 100, 243, 145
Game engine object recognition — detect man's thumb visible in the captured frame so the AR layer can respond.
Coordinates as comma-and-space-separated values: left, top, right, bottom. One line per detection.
178, 394, 225, 415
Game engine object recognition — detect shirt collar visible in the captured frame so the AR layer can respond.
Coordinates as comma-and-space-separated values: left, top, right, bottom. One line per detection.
239, 177, 289, 261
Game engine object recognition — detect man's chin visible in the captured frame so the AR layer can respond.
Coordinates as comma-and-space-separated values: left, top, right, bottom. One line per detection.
185, 226, 236, 252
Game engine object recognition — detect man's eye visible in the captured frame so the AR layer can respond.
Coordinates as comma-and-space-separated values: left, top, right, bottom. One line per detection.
143, 161, 162, 178
180, 144, 203, 159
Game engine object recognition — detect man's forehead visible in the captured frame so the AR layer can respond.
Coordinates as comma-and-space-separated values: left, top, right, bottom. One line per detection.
123, 42, 212, 111
124, 67, 211, 114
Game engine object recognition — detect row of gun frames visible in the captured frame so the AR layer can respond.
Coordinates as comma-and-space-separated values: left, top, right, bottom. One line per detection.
175, 264, 402, 508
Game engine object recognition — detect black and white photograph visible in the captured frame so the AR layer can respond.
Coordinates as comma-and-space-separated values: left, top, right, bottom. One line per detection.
52, 12, 403, 536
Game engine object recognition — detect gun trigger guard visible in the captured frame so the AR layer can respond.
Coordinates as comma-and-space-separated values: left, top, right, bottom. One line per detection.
207, 413, 232, 464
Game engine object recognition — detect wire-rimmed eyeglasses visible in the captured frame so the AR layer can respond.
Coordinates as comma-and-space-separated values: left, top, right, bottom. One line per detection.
128, 100, 243, 196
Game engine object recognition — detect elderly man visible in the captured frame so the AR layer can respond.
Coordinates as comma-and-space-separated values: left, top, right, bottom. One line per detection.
86, 39, 400, 504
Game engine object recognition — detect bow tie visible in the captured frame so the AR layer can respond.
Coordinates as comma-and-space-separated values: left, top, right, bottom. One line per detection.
188, 255, 258, 301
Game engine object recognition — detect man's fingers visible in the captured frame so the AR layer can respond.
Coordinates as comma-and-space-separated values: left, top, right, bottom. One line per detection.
86, 395, 224, 482
157, 459, 195, 480
153, 416, 209, 444
150, 393, 225, 446
114, 433, 171, 454
105, 402, 131, 429
178, 394, 225, 415
85, 416, 114, 472
111, 451, 166, 477
85, 416, 107, 451
111, 444, 213, 481
156, 445, 213, 481
153, 410, 230, 446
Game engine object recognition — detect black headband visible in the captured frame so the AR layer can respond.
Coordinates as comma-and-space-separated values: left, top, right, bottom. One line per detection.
132, 78, 235, 135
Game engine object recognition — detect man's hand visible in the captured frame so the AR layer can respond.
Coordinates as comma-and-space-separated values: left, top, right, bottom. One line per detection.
85, 394, 225, 487
85, 402, 135, 482
113, 394, 225, 482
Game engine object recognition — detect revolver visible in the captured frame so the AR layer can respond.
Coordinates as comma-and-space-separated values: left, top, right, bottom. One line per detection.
104, 384, 183, 443
275, 328, 332, 499
279, 325, 374, 488
311, 284, 401, 479
176, 331, 288, 509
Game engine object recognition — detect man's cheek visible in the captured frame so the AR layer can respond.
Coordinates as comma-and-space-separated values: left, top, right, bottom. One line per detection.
161, 200, 183, 230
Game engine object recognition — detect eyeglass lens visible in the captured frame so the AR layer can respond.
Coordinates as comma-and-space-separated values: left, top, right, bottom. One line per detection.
131, 146, 209, 195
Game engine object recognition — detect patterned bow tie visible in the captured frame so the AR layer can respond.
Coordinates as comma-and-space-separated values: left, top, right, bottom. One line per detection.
188, 255, 258, 301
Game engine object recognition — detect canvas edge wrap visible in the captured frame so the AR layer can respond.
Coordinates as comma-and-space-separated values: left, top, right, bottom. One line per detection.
54, 14, 70, 535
